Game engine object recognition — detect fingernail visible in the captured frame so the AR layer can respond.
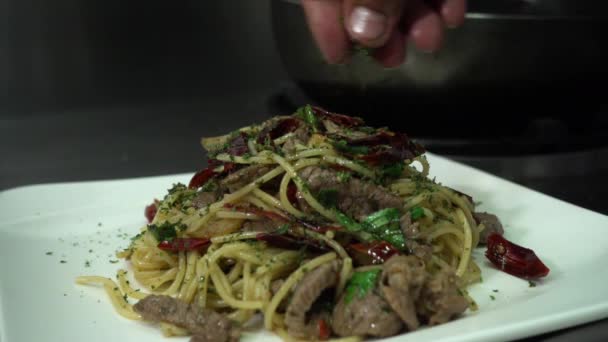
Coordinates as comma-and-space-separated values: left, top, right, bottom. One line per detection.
349, 6, 387, 41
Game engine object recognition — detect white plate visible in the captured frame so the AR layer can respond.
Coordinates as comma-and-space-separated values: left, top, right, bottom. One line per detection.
1, 153, 607, 342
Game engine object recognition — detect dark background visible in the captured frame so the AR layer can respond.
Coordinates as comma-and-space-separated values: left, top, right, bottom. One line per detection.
1, 1, 607, 341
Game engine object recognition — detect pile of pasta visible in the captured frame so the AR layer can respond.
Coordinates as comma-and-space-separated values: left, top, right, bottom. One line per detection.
77, 106, 482, 341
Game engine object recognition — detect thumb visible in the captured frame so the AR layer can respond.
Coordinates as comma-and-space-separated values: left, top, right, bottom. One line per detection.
344, 0, 407, 48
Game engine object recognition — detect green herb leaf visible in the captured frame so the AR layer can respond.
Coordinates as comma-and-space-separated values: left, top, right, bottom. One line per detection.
344, 269, 381, 304
316, 189, 339, 209
296, 105, 318, 131
410, 206, 425, 220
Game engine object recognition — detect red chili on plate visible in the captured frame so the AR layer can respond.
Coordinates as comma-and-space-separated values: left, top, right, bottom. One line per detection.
485, 233, 550, 279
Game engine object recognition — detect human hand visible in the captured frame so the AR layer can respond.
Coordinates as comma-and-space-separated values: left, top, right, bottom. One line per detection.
301, 0, 466, 67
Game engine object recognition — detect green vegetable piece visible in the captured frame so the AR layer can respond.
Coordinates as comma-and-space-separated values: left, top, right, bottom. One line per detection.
335, 211, 363, 232
410, 206, 425, 220
274, 224, 290, 235
362, 208, 405, 250
317, 189, 339, 209
296, 105, 318, 131
379, 162, 404, 181
344, 269, 381, 304
334, 208, 406, 250
333, 140, 369, 155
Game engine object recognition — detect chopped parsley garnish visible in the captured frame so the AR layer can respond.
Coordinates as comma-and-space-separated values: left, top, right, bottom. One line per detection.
147, 221, 184, 242
45, 251, 53, 256
378, 162, 404, 182
109, 260, 119, 264
60, 260, 67, 264
200, 180, 218, 192
490, 295, 496, 300
528, 281, 537, 288
130, 231, 144, 242
336, 171, 352, 183
316, 189, 339, 208
410, 206, 425, 220
344, 269, 381, 304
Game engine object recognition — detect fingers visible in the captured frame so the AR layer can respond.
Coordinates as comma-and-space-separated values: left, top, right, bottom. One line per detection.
371, 28, 407, 67
440, 0, 467, 28
301, 0, 351, 64
343, 0, 407, 48
403, 0, 443, 53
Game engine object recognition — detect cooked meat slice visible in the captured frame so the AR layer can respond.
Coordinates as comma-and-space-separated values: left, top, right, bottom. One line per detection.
474, 212, 504, 244
133, 295, 239, 342
405, 240, 433, 263
192, 188, 222, 209
380, 255, 427, 331
416, 269, 468, 326
298, 166, 402, 220
270, 278, 285, 295
241, 218, 283, 233
322, 119, 370, 139
281, 125, 311, 154
221, 165, 272, 193
332, 289, 402, 337
284, 260, 341, 339
400, 212, 420, 239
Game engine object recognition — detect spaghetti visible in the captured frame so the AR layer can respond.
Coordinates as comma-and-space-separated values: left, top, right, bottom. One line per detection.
77, 105, 486, 341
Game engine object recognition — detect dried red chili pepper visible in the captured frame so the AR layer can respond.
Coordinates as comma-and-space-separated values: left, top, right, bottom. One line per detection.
349, 241, 400, 265
157, 238, 211, 252
485, 233, 550, 279
311, 106, 364, 127
318, 318, 330, 340
188, 162, 236, 189
144, 200, 159, 223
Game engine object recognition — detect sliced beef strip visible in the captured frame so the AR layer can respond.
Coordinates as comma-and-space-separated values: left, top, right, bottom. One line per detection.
220, 165, 272, 193
298, 166, 402, 221
192, 188, 223, 209
281, 125, 311, 154
400, 212, 420, 239
241, 218, 283, 233
379, 255, 427, 331
404, 240, 433, 263
474, 212, 504, 244
322, 119, 370, 139
133, 295, 239, 342
332, 288, 403, 337
284, 259, 341, 339
416, 269, 468, 326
